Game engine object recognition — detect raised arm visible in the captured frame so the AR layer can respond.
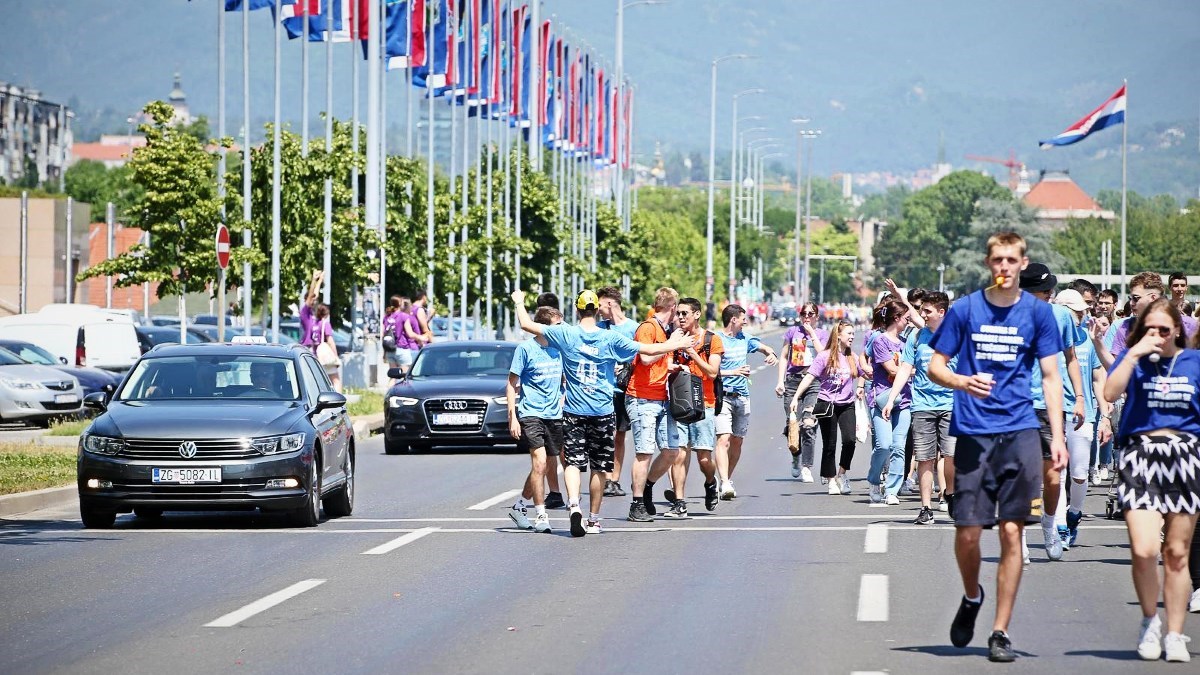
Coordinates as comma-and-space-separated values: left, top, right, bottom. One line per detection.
510, 291, 544, 337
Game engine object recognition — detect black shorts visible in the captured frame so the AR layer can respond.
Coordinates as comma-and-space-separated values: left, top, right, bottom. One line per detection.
614, 391, 631, 432
952, 429, 1044, 528
1036, 408, 1054, 461
519, 417, 563, 457
563, 412, 617, 473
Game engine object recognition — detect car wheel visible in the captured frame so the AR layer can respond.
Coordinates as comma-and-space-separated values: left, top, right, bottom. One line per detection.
384, 439, 408, 455
288, 455, 322, 528
133, 507, 163, 520
80, 503, 116, 528
322, 454, 354, 518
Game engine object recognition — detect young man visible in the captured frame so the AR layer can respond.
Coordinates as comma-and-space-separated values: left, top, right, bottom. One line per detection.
534, 293, 566, 509
506, 306, 565, 534
1168, 271, 1193, 315
928, 231, 1068, 663
597, 286, 639, 499
1099, 271, 1199, 368
715, 304, 778, 507
650, 298, 723, 518
1094, 288, 1118, 319
512, 289, 693, 537
882, 291, 955, 525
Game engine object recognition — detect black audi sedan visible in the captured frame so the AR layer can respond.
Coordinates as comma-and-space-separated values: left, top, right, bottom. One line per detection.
383, 341, 517, 454
77, 343, 353, 528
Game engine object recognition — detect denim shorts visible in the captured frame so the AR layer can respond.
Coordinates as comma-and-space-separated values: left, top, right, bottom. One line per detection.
678, 407, 716, 451
714, 394, 750, 437
911, 410, 955, 461
626, 396, 680, 455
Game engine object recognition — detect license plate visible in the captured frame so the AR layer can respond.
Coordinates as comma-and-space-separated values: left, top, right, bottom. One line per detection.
55, 393, 78, 404
152, 467, 221, 484
433, 413, 478, 425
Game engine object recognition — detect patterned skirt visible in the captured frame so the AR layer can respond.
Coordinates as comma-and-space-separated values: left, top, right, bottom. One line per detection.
1116, 431, 1200, 514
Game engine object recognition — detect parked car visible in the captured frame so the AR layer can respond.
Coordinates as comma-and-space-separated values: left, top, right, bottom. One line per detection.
76, 343, 353, 528
383, 341, 516, 454
0, 304, 141, 373
0, 347, 83, 426
148, 315, 182, 327
135, 325, 215, 353
192, 313, 233, 326
777, 307, 801, 327
0, 339, 120, 398
429, 317, 478, 339
190, 325, 299, 345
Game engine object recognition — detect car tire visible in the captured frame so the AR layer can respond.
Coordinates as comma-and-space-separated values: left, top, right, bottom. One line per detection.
80, 504, 116, 528
384, 439, 409, 455
133, 507, 163, 520
288, 456, 322, 528
322, 454, 354, 518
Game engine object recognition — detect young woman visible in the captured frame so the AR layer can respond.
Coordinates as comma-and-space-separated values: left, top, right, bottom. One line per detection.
775, 302, 829, 482
1103, 298, 1199, 662
865, 298, 912, 505
789, 321, 863, 495
312, 304, 342, 393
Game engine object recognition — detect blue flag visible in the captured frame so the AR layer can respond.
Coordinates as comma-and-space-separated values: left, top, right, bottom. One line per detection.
225, 0, 273, 10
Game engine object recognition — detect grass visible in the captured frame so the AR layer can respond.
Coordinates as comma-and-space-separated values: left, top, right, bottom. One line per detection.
47, 418, 91, 437
0, 442, 76, 495
345, 388, 384, 417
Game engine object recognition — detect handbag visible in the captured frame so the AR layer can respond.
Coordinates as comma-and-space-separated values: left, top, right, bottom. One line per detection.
667, 370, 705, 424
854, 399, 869, 443
316, 341, 341, 368
787, 413, 800, 453
813, 398, 834, 419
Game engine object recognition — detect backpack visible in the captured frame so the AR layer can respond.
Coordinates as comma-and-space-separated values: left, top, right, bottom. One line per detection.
701, 331, 724, 416
668, 369, 705, 424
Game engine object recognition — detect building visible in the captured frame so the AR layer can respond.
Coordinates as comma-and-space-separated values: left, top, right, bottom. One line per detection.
0, 197, 93, 316
70, 135, 146, 169
0, 83, 73, 187
1022, 170, 1115, 227
168, 72, 192, 126
85, 222, 158, 311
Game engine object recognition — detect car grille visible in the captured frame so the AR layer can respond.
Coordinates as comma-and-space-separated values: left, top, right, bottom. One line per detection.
42, 381, 74, 391
121, 438, 261, 460
424, 398, 488, 432
40, 401, 81, 411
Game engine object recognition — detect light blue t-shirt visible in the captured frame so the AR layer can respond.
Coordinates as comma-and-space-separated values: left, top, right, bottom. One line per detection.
901, 326, 956, 412
509, 339, 564, 419
599, 318, 639, 342
1075, 333, 1102, 423
1031, 303, 1084, 411
929, 290, 1064, 436
541, 324, 641, 416
718, 331, 762, 396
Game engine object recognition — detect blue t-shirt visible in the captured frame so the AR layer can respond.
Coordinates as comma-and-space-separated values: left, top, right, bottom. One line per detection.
1113, 350, 1200, 442
541, 324, 641, 416
718, 331, 762, 396
1076, 334, 1102, 423
929, 290, 1064, 436
509, 339, 564, 419
1031, 303, 1083, 411
901, 326, 956, 412
599, 318, 639, 342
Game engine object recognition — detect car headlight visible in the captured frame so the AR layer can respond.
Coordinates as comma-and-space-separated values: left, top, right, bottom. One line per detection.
492, 396, 508, 405
83, 434, 125, 456
251, 433, 306, 455
388, 396, 419, 408
0, 377, 40, 390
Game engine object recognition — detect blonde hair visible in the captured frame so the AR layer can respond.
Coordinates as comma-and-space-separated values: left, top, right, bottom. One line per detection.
823, 320, 859, 378
653, 287, 680, 311
985, 231, 1027, 257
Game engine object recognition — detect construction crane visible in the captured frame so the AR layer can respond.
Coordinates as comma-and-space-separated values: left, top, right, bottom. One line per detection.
964, 150, 1025, 192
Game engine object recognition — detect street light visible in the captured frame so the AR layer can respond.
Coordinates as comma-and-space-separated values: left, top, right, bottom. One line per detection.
706, 53, 751, 305
730, 140, 779, 303
795, 127, 821, 302
728, 88, 766, 301
615, 0, 667, 232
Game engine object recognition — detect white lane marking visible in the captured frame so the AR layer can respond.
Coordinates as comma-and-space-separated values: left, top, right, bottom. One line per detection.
204, 579, 326, 628
350, 514, 926, 522
361, 526, 439, 555
864, 523, 888, 553
856, 574, 889, 622
466, 489, 522, 511
851, 672, 888, 675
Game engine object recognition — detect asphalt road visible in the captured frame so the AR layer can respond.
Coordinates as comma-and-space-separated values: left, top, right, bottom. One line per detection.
1, 353, 1194, 674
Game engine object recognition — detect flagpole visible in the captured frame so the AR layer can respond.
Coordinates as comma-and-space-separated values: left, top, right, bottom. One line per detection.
366, 0, 382, 282
217, 2, 227, 320
379, 0, 389, 345
1120, 78, 1128, 297
350, 10, 361, 352
425, 0, 435, 303
406, 0, 414, 157
302, 7, 310, 156
460, 0, 471, 341
242, 0, 252, 330
271, 0, 283, 342
322, 0, 333, 305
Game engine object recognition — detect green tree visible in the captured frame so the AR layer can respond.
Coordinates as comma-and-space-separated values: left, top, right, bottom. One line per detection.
950, 198, 1064, 292
63, 160, 142, 222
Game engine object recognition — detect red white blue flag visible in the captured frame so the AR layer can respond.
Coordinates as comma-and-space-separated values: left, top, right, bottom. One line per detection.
1039, 84, 1126, 149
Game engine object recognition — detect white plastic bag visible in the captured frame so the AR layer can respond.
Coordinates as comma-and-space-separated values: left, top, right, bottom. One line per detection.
854, 399, 869, 443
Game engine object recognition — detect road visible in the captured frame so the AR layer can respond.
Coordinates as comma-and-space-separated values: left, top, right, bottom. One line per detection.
0, 356, 1190, 674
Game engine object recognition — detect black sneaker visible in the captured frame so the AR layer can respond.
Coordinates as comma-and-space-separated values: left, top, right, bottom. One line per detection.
569, 510, 586, 537
914, 506, 935, 525
544, 491, 566, 509
642, 483, 657, 516
603, 480, 619, 497
950, 585, 985, 648
704, 481, 718, 512
944, 492, 956, 521
663, 488, 676, 504
987, 631, 1016, 662
627, 501, 653, 522
666, 499, 688, 519
610, 482, 627, 497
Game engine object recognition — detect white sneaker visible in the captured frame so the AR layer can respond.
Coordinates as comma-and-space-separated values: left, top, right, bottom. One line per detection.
828, 479, 840, 495
727, 480, 738, 498
1043, 521, 1064, 561
508, 505, 533, 530
869, 483, 883, 503
820, 477, 829, 485
885, 493, 900, 506
938, 499, 948, 512
1099, 466, 1110, 481
532, 513, 551, 533
1089, 468, 1101, 486
1190, 587, 1200, 613
584, 519, 604, 535
791, 454, 801, 478
1164, 632, 1192, 663
839, 475, 853, 494
1138, 615, 1163, 660
1022, 529, 1031, 565
801, 467, 814, 483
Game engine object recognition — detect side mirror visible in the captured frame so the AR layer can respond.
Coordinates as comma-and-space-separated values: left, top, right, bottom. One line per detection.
313, 391, 347, 413
83, 391, 108, 412
59, 356, 68, 364
386, 367, 406, 380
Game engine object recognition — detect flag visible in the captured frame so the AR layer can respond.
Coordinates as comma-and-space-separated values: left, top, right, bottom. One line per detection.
274, 0, 321, 39
224, 0, 273, 10
324, 0, 369, 42
412, 0, 450, 90
623, 84, 633, 169
508, 4, 527, 121
409, 0, 427, 67
383, 1, 420, 70
1039, 84, 1126, 149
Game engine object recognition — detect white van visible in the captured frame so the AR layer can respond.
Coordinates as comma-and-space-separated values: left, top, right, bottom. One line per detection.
0, 304, 141, 373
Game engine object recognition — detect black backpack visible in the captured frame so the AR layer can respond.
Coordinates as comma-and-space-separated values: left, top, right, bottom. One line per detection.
669, 330, 722, 423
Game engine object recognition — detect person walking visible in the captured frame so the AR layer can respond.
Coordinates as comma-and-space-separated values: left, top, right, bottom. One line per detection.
788, 320, 862, 496
715, 304, 778, 507
865, 298, 912, 506
775, 302, 828, 482
597, 286, 639, 499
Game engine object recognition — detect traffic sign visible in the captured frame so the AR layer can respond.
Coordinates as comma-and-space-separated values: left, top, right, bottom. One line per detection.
216, 224, 230, 270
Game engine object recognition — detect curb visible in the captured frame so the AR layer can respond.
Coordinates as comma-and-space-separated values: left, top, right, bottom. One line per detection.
352, 412, 385, 441
0, 485, 76, 519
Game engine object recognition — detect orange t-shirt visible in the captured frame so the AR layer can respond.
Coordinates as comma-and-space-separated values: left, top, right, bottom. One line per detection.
675, 330, 724, 407
626, 320, 672, 401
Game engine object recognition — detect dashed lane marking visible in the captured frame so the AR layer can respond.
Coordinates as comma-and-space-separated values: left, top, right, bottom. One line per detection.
466, 489, 522, 511
856, 574, 889, 622
864, 523, 888, 553
361, 526, 439, 555
204, 578, 326, 628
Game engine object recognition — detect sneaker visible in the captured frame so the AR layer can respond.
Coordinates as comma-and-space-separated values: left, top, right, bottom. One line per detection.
869, 483, 883, 504
1089, 468, 1101, 486
721, 480, 737, 500
704, 481, 719, 512
949, 585, 984, 647
839, 475, 853, 494
1138, 615, 1163, 660
1022, 530, 1031, 565
800, 467, 814, 483
914, 506, 935, 525
1066, 509, 1083, 548
662, 499, 688, 519
987, 631, 1017, 663
603, 480, 620, 497
569, 509, 586, 537
610, 481, 627, 497
902, 477, 917, 495
820, 477, 829, 485
627, 501, 653, 523
1057, 524, 1072, 551
664, 488, 677, 504
1164, 632, 1192, 663
532, 513, 552, 533
1043, 524, 1064, 561
828, 479, 841, 495
938, 499, 949, 513
642, 485, 657, 516
508, 506, 533, 530
791, 454, 801, 478
944, 493, 956, 519
1189, 587, 1200, 614
544, 492, 566, 509
885, 493, 900, 506
584, 519, 604, 535
1099, 466, 1110, 482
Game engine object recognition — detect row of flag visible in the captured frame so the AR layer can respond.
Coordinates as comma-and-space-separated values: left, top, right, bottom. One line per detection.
228, 0, 634, 169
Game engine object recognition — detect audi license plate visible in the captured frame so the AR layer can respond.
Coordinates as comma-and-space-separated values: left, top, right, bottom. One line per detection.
55, 393, 78, 404
433, 413, 478, 426
152, 467, 221, 484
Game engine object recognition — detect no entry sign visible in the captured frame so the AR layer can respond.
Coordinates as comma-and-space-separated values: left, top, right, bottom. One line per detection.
216, 224, 230, 270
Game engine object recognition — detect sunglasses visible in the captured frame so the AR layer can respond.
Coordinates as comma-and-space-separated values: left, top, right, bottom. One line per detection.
676, 310, 693, 317
801, 312, 817, 317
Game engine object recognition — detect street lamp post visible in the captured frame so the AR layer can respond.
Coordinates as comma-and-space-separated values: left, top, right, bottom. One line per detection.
790, 118, 809, 300
706, 53, 750, 305
734, 115, 763, 226
795, 127, 821, 302
726, 90, 764, 303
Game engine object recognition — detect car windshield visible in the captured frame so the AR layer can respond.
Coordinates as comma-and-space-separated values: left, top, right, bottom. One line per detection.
0, 347, 27, 366
410, 347, 514, 378
118, 355, 301, 401
0, 342, 56, 366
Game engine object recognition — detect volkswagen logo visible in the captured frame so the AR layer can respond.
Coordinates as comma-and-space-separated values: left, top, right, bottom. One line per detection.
444, 400, 469, 411
178, 441, 198, 459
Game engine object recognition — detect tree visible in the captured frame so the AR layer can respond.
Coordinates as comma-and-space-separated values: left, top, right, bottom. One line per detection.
950, 198, 1064, 292
63, 160, 142, 222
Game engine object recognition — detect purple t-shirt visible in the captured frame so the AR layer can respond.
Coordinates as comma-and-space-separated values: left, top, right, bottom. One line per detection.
809, 350, 856, 405
299, 305, 317, 347
394, 310, 415, 349
783, 325, 830, 375
869, 331, 911, 409
1111, 314, 1199, 357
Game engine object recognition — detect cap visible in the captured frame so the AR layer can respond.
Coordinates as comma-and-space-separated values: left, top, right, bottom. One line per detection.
576, 290, 599, 311
1054, 289, 1089, 313
1019, 263, 1058, 293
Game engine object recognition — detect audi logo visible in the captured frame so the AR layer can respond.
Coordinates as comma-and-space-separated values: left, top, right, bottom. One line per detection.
178, 441, 198, 458
444, 400, 469, 411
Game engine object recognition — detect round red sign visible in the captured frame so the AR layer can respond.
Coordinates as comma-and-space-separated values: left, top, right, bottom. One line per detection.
216, 224, 230, 270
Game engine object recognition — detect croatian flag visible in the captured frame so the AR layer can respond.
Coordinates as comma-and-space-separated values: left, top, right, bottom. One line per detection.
1039, 84, 1126, 149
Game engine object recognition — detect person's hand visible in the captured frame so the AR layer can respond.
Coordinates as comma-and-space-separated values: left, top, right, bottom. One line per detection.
884, 278, 902, 298
667, 362, 683, 373
964, 374, 994, 399
508, 416, 522, 440
511, 290, 526, 306
1098, 418, 1114, 446
734, 365, 751, 377
1129, 331, 1164, 360
881, 401, 893, 421
856, 385, 865, 400
775, 382, 785, 397
788, 398, 798, 413
801, 412, 817, 429
1090, 320, 1107, 342
664, 330, 696, 352
1072, 400, 1086, 430
1050, 438, 1068, 471
763, 354, 778, 367
312, 269, 324, 282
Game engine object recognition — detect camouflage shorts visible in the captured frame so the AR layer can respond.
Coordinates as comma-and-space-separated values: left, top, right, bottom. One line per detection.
563, 412, 616, 473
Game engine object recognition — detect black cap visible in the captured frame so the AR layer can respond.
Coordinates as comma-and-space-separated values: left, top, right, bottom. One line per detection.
1019, 263, 1057, 293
